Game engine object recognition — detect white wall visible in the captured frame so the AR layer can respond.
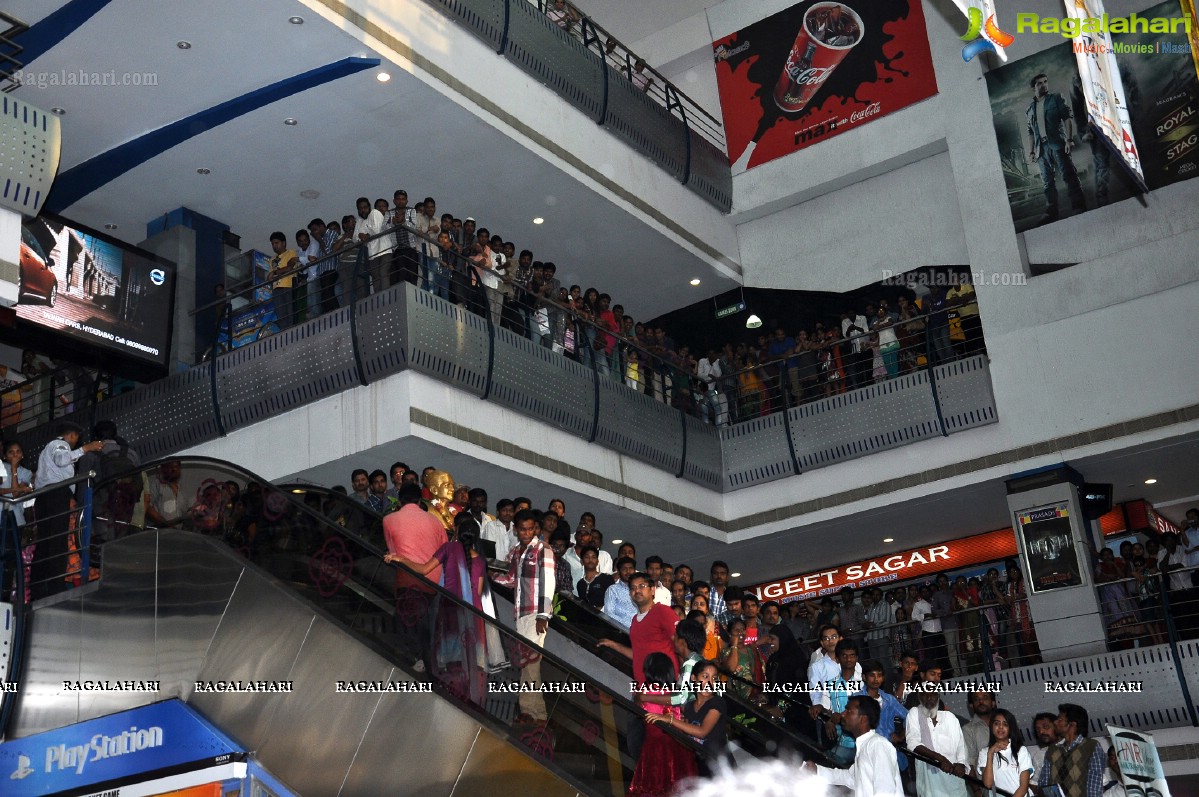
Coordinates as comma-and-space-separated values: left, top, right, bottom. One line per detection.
299, 0, 741, 277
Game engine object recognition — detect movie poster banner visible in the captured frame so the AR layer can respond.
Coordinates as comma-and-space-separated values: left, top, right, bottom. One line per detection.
711, 0, 938, 171
1066, 0, 1146, 188
985, 1, 1199, 232
1016, 502, 1083, 593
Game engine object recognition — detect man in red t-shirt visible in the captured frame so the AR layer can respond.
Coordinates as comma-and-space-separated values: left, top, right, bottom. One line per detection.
598, 571, 678, 758
382, 483, 447, 672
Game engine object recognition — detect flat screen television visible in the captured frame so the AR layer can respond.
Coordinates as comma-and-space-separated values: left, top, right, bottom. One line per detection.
4, 212, 176, 380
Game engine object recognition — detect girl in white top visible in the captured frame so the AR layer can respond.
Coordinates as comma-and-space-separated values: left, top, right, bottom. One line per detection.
978, 708, 1034, 797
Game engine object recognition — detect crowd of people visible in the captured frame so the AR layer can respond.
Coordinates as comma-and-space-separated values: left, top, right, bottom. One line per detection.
343, 461, 1172, 797
4, 425, 1193, 797
224, 185, 985, 429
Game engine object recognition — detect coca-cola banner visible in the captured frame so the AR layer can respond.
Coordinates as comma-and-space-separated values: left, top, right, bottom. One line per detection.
711, 0, 938, 171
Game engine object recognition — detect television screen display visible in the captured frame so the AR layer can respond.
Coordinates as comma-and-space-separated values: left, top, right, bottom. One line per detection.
13, 214, 175, 371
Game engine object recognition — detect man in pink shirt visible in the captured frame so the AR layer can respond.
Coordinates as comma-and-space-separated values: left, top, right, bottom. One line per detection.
383, 483, 447, 672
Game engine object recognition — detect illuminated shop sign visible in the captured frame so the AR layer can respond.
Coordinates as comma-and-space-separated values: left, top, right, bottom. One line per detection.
0, 700, 243, 797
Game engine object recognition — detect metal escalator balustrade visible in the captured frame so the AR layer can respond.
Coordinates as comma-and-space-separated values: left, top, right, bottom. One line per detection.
5, 456, 734, 796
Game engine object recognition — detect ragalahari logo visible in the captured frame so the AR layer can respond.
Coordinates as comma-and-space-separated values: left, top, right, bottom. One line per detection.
952, 0, 1015, 61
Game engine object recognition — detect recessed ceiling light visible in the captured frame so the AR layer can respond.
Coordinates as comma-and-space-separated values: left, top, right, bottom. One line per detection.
103, 223, 118, 230
50, 107, 66, 115
283, 117, 298, 126
176, 40, 192, 50
690, 278, 701, 286
291, 488, 305, 493
731, 572, 741, 578
533, 217, 544, 225
611, 539, 623, 545
288, 15, 305, 24
376, 71, 391, 82
196, 167, 211, 175
300, 189, 320, 199
1144, 478, 1157, 485
883, 537, 894, 543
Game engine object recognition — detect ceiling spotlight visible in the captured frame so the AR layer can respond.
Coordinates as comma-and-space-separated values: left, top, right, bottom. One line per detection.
883, 537, 894, 543
745, 314, 763, 329
288, 15, 305, 24
533, 217, 544, 225
300, 189, 320, 199
1144, 478, 1157, 485
376, 71, 391, 82
196, 167, 211, 175
176, 40, 192, 50
284, 117, 299, 126
731, 572, 742, 578
611, 539, 623, 545
690, 278, 701, 286
103, 223, 118, 230
50, 107, 66, 115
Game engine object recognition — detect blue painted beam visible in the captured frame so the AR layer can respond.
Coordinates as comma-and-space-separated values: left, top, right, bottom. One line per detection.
46, 56, 380, 213
14, 0, 113, 65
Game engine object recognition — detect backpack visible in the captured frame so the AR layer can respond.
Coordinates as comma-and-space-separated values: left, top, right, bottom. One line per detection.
100, 443, 138, 482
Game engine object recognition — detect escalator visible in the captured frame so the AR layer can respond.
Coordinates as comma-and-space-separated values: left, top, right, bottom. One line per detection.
5, 457, 720, 797
276, 484, 839, 766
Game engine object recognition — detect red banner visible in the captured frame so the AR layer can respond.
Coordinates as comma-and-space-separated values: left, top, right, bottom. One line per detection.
751, 529, 1019, 603
712, 0, 938, 171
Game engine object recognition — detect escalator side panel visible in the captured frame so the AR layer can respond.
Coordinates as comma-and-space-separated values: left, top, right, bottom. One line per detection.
78, 539, 158, 723
340, 678, 491, 797
154, 532, 247, 702
187, 567, 321, 750
454, 727, 582, 797
254, 615, 398, 796
9, 595, 85, 736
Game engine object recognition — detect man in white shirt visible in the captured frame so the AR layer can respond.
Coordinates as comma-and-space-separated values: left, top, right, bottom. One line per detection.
1183, 508, 1199, 575
562, 528, 596, 587
33, 422, 103, 598
589, 528, 615, 574
355, 196, 394, 294
645, 556, 672, 605
696, 349, 728, 425
912, 585, 945, 668
480, 499, 516, 561
294, 228, 323, 321
907, 687, 969, 797
841, 307, 872, 390
815, 695, 903, 797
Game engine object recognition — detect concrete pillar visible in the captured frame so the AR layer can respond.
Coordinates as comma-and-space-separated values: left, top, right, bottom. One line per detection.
1006, 468, 1108, 661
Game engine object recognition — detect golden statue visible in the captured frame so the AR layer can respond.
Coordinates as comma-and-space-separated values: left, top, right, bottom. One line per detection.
423, 469, 458, 531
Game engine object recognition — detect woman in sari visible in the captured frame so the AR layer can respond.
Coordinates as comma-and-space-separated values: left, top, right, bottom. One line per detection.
386, 530, 504, 705
721, 618, 764, 700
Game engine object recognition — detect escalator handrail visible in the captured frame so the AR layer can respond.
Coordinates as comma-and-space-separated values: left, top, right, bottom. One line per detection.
94, 460, 712, 759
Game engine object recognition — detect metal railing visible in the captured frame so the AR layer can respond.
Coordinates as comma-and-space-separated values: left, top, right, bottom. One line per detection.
0, 364, 133, 435
7, 219, 998, 494
422, 0, 732, 210
192, 218, 989, 428
526, 0, 725, 151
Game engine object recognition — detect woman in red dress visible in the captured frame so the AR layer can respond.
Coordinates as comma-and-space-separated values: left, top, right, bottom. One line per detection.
628, 653, 698, 797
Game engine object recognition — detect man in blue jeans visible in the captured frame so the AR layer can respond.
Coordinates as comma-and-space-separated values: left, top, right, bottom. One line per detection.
1026, 72, 1086, 223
